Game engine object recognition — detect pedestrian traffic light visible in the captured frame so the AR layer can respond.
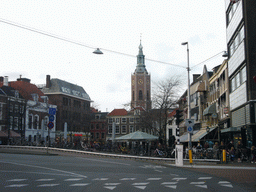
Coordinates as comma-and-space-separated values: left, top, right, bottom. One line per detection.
175, 109, 183, 125
176, 128, 180, 136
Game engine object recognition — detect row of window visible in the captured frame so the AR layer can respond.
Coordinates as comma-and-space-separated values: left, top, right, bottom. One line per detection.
9, 116, 23, 130
63, 97, 90, 110
227, 1, 240, 25
108, 117, 140, 124
90, 123, 105, 130
108, 125, 146, 134
228, 25, 244, 56
9, 104, 25, 114
91, 132, 105, 140
231, 66, 246, 92
28, 115, 49, 129
132, 90, 150, 101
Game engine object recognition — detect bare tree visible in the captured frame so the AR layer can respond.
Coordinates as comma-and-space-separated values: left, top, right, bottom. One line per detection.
141, 76, 181, 144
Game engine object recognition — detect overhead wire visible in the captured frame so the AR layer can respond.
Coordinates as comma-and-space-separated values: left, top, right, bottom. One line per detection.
0, 17, 225, 70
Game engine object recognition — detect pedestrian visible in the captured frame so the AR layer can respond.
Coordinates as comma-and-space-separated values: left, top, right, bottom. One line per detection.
251, 146, 256, 163
236, 141, 243, 162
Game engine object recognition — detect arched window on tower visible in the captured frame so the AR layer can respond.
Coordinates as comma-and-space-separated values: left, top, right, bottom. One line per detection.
139, 90, 143, 100
132, 91, 135, 101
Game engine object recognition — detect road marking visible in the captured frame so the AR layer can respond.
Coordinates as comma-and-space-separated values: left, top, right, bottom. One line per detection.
65, 178, 83, 181
218, 181, 230, 184
147, 178, 161, 180
195, 184, 208, 189
154, 170, 163, 173
7, 179, 27, 182
165, 185, 177, 189
37, 184, 60, 187
172, 177, 187, 181
104, 186, 116, 190
104, 183, 121, 185
36, 179, 55, 181
70, 183, 90, 186
0, 160, 87, 178
132, 182, 149, 185
198, 177, 212, 180
161, 182, 178, 185
5, 184, 28, 188
190, 181, 205, 184
93, 178, 109, 181
120, 178, 136, 180
221, 184, 233, 188
134, 186, 147, 189
76, 157, 131, 166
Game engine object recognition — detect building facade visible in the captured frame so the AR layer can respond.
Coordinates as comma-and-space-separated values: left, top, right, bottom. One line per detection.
131, 42, 151, 110
0, 77, 26, 144
225, 0, 256, 146
40, 75, 92, 142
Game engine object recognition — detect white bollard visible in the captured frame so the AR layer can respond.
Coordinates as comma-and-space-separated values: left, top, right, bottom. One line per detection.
175, 144, 183, 166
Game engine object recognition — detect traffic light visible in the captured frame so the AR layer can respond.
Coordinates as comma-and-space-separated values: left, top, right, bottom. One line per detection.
175, 109, 183, 125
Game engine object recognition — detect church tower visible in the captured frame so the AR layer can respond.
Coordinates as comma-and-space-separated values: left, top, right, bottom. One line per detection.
131, 41, 151, 110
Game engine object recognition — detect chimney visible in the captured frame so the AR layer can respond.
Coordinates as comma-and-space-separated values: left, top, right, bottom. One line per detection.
3, 76, 8, 86
46, 75, 51, 88
193, 74, 200, 83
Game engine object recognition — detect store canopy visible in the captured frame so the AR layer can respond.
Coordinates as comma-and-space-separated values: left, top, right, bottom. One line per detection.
190, 127, 217, 142
203, 103, 216, 116
179, 130, 199, 143
115, 131, 158, 141
221, 127, 241, 133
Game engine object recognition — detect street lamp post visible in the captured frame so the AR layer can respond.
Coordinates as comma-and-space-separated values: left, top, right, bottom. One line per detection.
181, 42, 193, 164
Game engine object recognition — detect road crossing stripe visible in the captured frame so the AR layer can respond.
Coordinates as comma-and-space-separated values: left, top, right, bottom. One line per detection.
165, 185, 177, 189
134, 186, 147, 189
161, 182, 178, 185
147, 178, 161, 180
172, 178, 187, 180
7, 179, 27, 182
37, 184, 60, 187
70, 183, 90, 186
190, 182, 205, 184
93, 178, 109, 180
221, 184, 233, 188
198, 177, 212, 180
104, 183, 121, 185
104, 186, 116, 190
218, 181, 230, 184
5, 184, 28, 188
65, 178, 83, 181
120, 178, 136, 180
195, 184, 207, 189
36, 179, 55, 181
132, 182, 149, 185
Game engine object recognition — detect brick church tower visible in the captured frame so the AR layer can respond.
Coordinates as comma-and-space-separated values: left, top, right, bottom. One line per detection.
131, 41, 151, 110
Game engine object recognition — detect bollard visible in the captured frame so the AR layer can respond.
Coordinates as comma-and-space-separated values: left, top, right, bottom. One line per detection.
189, 149, 193, 164
222, 149, 226, 163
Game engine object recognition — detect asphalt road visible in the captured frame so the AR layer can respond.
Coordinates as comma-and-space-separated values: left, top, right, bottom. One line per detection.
0, 151, 255, 192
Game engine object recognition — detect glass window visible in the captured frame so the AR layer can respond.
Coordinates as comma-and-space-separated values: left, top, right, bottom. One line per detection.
129, 125, 134, 133
96, 124, 99, 129
101, 133, 105, 139
28, 115, 33, 129
108, 125, 112, 134
231, 78, 236, 92
129, 118, 134, 123
90, 124, 94, 130
122, 118, 126, 123
108, 118, 113, 123
0, 104, 2, 120
115, 118, 120, 124
115, 126, 120, 134
139, 90, 143, 100
236, 73, 240, 88
121, 125, 127, 134
241, 66, 246, 83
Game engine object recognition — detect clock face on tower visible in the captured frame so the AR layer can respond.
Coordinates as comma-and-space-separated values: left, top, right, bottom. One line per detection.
138, 79, 143, 85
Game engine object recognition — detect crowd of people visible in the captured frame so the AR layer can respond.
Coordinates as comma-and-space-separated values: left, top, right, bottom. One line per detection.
191, 140, 256, 163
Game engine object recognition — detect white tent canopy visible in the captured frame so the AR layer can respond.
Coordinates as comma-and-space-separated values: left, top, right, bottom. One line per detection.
115, 131, 158, 141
